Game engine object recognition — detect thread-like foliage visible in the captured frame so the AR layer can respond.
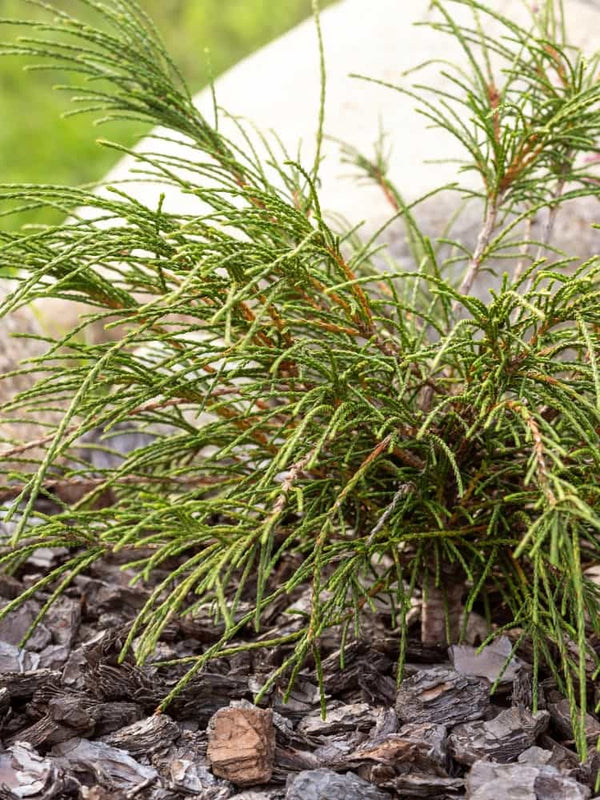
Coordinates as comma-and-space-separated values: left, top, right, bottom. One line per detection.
1, 0, 600, 758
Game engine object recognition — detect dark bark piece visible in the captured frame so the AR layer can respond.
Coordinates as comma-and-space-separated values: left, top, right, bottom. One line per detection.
173, 673, 254, 722
0, 600, 51, 651
449, 707, 550, 765
275, 745, 322, 775
347, 722, 457, 796
43, 597, 81, 648
536, 735, 595, 786
396, 667, 490, 726
207, 704, 275, 787
26, 547, 70, 571
0, 574, 25, 601
62, 647, 88, 691
273, 709, 325, 774
449, 636, 521, 684
85, 644, 252, 720
0, 669, 60, 699
319, 642, 394, 703
52, 737, 158, 788
348, 721, 448, 774
0, 686, 10, 717
379, 773, 465, 798
304, 708, 399, 772
9, 691, 142, 748
76, 575, 149, 619
404, 641, 449, 664
466, 760, 590, 800
309, 733, 366, 769
512, 669, 545, 710
153, 729, 231, 797
10, 700, 95, 748
547, 698, 600, 743
157, 728, 208, 763
102, 714, 180, 755
273, 679, 321, 722
297, 703, 377, 736
89, 701, 144, 736
285, 769, 391, 800
397, 722, 447, 768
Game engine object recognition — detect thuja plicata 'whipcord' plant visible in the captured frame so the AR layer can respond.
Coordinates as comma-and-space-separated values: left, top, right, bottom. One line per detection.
1, 0, 600, 758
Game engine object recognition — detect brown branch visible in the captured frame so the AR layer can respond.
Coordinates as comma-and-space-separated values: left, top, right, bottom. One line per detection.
0, 473, 228, 504
453, 200, 499, 316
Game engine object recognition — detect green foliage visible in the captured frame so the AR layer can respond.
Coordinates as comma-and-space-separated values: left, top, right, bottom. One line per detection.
0, 0, 326, 230
2, 0, 600, 759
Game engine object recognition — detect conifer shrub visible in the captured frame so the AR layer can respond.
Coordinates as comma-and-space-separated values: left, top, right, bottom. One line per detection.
1, 0, 600, 757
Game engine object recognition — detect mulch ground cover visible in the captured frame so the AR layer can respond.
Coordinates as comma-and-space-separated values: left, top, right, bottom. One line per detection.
0, 498, 599, 800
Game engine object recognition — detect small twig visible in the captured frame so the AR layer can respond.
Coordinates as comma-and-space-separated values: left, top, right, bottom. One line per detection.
0, 473, 227, 504
126, 778, 156, 799
269, 447, 316, 519
366, 482, 415, 545
506, 399, 556, 506
0, 424, 80, 460
452, 200, 500, 316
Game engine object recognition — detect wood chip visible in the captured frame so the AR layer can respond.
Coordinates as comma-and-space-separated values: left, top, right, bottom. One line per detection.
297, 703, 377, 736
0, 668, 60, 699
449, 707, 550, 765
101, 713, 179, 755
547, 697, 600, 743
207, 703, 275, 787
285, 768, 391, 800
396, 667, 490, 726
52, 737, 158, 788
466, 760, 590, 799
348, 721, 448, 773
381, 773, 464, 798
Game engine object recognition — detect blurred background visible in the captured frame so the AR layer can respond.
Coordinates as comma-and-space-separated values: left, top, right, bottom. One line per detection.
1, 0, 331, 229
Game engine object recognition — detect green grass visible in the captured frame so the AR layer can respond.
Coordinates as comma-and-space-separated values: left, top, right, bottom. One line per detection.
0, 0, 331, 229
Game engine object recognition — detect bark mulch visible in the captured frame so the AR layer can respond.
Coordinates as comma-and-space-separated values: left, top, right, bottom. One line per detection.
0, 501, 598, 800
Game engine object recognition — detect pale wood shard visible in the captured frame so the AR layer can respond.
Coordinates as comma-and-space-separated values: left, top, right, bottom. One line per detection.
207, 703, 275, 787
449, 636, 522, 684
